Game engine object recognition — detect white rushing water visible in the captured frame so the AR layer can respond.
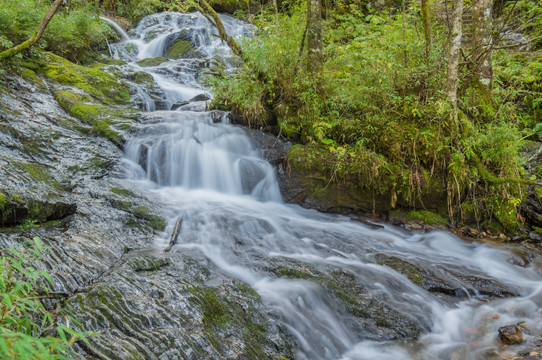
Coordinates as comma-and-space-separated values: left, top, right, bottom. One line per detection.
105, 12, 542, 360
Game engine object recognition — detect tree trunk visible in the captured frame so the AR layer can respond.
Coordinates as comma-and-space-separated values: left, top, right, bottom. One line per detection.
446, 0, 464, 121
0, 0, 64, 59
421, 0, 432, 55
195, 0, 242, 56
472, 0, 493, 93
306, 0, 323, 84
272, 0, 279, 17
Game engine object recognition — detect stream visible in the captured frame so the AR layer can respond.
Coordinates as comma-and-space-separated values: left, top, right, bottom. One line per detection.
105, 12, 542, 360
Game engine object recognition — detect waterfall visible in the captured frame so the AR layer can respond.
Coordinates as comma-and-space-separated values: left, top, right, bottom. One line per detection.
107, 12, 542, 360
100, 16, 130, 41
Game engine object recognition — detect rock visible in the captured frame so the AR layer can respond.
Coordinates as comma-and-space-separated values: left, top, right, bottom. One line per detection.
188, 93, 211, 102
167, 40, 193, 59
171, 100, 189, 110
136, 57, 169, 67
498, 324, 525, 345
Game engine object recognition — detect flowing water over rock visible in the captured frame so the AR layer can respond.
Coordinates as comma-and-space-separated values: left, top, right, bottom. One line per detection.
106, 11, 542, 360
100, 12, 542, 360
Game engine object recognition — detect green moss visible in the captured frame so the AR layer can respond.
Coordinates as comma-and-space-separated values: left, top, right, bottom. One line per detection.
405, 210, 447, 225
16, 218, 38, 231
90, 58, 127, 67
276, 267, 313, 279
136, 57, 168, 67
144, 30, 159, 42
113, 202, 166, 231
147, 215, 166, 231
129, 256, 169, 272
130, 71, 154, 87
124, 43, 137, 54
167, 40, 193, 59
18, 68, 43, 85
54, 90, 122, 144
374, 255, 423, 286
0, 192, 7, 210
134, 206, 149, 217
188, 287, 229, 328
488, 198, 520, 232
236, 283, 260, 298
36, 53, 130, 105
14, 162, 62, 190
113, 200, 132, 211
88, 157, 109, 170
110, 187, 136, 197
125, 216, 144, 231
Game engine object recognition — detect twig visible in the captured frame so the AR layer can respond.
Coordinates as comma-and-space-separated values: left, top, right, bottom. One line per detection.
165, 216, 183, 252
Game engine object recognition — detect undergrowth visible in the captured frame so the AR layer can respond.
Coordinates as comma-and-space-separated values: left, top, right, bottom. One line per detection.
0, 237, 89, 359
211, 2, 542, 231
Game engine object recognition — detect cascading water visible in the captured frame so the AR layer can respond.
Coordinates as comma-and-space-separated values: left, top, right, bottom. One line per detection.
106, 12, 542, 360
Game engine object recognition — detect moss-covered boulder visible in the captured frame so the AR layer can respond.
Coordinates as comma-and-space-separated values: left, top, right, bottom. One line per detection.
0, 190, 76, 227
125, 70, 155, 89
284, 143, 447, 216
54, 91, 124, 144
167, 40, 193, 59
33, 53, 130, 105
136, 57, 169, 67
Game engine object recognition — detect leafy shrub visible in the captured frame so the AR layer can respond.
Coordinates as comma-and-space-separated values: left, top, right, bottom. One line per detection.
0, 0, 115, 63
212, 1, 534, 230
0, 237, 88, 359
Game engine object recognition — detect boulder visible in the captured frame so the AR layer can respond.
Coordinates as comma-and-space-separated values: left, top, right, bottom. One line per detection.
498, 324, 525, 345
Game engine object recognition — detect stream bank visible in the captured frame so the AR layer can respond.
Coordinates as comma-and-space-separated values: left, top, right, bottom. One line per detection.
0, 10, 541, 360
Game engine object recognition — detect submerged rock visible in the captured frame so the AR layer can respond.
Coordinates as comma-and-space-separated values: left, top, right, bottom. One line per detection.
498, 324, 525, 345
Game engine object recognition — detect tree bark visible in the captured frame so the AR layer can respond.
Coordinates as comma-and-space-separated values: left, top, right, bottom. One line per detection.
421, 0, 432, 55
272, 0, 279, 17
446, 0, 464, 121
195, 0, 242, 56
472, 0, 493, 93
0, 0, 64, 59
306, 0, 323, 83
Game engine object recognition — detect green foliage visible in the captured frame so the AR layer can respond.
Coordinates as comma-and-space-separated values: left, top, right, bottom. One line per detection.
167, 40, 193, 59
136, 57, 169, 67
505, 0, 542, 50
212, 2, 537, 231
0, 237, 89, 359
0, 0, 115, 63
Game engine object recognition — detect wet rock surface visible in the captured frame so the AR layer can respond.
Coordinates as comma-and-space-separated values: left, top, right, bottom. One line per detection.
0, 73, 293, 359
498, 324, 525, 345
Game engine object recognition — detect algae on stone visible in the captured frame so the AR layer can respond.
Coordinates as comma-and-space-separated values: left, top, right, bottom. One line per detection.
54, 90, 123, 144
167, 40, 193, 59
35, 53, 130, 105
136, 57, 169, 67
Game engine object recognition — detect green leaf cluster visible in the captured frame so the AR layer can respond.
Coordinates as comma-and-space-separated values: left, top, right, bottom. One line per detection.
0, 237, 89, 359
211, 1, 542, 231
0, 0, 115, 63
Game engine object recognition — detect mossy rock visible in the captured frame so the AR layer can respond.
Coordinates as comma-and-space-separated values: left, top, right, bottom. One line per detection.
136, 57, 168, 67
54, 90, 122, 144
34, 53, 130, 105
167, 40, 193, 59
14, 161, 63, 191
127, 71, 154, 88
90, 58, 128, 68
209, 0, 246, 14
405, 210, 447, 225
110, 201, 166, 231
110, 187, 136, 197
374, 255, 424, 286
0, 191, 76, 227
286, 143, 448, 216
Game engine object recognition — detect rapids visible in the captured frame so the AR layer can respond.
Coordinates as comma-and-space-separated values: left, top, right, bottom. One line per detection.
105, 12, 542, 360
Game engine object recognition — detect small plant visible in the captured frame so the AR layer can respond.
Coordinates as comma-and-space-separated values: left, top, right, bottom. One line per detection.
0, 236, 89, 359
